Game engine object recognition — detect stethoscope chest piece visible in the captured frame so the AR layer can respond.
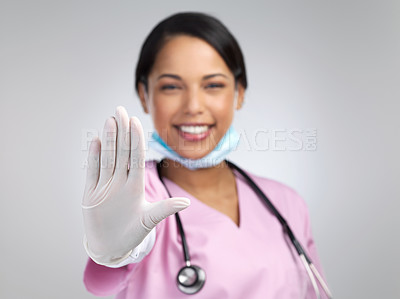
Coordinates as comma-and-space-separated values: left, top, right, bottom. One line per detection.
177, 265, 206, 294
157, 159, 332, 298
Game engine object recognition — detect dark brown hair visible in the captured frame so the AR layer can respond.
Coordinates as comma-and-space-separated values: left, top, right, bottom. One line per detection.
135, 12, 247, 94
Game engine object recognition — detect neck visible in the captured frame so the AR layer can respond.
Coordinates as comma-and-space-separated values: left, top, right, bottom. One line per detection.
160, 158, 234, 192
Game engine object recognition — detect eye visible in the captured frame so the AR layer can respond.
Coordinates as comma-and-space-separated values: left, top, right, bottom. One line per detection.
206, 83, 225, 89
160, 84, 180, 91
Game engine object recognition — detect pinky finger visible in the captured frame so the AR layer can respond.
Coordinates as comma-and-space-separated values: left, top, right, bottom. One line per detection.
85, 136, 101, 193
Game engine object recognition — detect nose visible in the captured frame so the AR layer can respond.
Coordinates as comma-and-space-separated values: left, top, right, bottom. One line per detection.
183, 88, 205, 116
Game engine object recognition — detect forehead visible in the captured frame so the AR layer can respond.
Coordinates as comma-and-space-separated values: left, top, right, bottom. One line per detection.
149, 35, 233, 79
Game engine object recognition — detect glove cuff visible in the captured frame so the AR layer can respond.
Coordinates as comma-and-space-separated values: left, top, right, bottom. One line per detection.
83, 234, 133, 266
82, 229, 156, 268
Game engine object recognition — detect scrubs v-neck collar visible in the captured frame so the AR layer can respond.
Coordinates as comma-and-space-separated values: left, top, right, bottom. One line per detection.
162, 171, 245, 230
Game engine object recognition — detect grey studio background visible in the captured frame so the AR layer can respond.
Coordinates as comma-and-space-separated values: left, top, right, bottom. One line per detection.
1, 0, 399, 298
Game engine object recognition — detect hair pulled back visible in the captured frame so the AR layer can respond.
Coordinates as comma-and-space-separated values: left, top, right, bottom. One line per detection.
135, 12, 247, 94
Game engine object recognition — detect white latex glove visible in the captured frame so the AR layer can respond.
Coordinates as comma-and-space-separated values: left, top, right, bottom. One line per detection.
82, 106, 190, 266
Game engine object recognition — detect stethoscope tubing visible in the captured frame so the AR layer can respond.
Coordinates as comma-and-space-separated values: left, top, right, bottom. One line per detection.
225, 160, 309, 260
225, 160, 332, 298
156, 159, 332, 298
157, 162, 191, 264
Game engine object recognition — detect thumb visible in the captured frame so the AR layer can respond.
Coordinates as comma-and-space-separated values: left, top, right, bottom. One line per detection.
142, 197, 191, 230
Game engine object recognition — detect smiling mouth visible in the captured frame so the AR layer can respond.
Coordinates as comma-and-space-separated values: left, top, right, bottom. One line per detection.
174, 124, 215, 141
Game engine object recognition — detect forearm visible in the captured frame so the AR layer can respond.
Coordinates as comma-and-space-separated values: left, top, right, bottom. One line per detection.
83, 258, 130, 296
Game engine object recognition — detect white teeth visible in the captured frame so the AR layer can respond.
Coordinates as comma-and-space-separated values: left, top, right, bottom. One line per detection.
179, 125, 210, 134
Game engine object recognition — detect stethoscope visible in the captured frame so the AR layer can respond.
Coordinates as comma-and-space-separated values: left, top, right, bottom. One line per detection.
156, 159, 333, 298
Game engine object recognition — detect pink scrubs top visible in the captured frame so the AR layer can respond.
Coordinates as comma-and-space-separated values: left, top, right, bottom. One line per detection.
83, 160, 327, 298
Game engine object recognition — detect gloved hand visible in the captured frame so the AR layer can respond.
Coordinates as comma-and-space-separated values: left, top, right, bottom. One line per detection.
82, 106, 190, 266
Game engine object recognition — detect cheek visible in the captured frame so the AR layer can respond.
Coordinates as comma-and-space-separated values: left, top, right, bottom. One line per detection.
211, 96, 235, 123
150, 99, 178, 129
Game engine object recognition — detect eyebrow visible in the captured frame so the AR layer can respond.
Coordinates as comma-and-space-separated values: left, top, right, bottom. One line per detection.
156, 73, 228, 81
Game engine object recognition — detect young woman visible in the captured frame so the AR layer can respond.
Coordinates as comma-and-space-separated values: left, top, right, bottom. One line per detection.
82, 12, 331, 299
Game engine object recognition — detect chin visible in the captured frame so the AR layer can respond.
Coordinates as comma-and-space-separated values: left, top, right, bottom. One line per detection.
177, 150, 210, 160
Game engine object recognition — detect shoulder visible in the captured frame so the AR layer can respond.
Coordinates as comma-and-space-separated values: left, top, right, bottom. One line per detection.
144, 159, 159, 180
235, 165, 309, 223
143, 159, 168, 202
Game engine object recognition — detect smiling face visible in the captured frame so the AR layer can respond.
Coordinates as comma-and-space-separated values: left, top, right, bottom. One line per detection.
138, 35, 244, 160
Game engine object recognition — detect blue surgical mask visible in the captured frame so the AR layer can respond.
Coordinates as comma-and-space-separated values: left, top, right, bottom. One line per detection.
148, 125, 240, 170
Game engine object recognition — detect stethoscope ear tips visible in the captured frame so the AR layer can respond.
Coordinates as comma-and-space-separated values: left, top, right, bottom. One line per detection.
177, 265, 206, 294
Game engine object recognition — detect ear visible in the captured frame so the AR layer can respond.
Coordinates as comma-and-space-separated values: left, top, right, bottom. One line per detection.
138, 82, 149, 114
235, 83, 245, 110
